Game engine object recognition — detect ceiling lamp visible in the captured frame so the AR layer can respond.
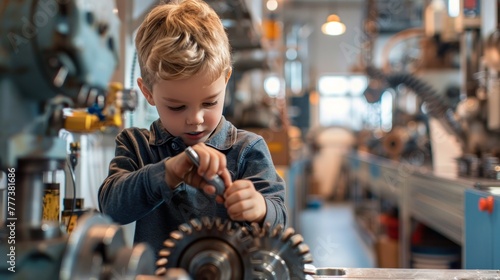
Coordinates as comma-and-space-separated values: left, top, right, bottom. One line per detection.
322, 14, 346, 36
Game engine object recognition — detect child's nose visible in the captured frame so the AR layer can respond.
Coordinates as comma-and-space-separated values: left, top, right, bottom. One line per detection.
186, 110, 204, 125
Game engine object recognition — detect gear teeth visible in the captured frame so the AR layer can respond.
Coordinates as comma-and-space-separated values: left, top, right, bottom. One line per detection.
238, 227, 253, 243
163, 239, 176, 248
241, 233, 253, 244
271, 224, 284, 237
170, 230, 183, 241
158, 249, 171, 257
297, 243, 310, 255
190, 219, 202, 231
215, 217, 223, 228
215, 218, 230, 233
241, 226, 250, 236
281, 227, 295, 241
225, 220, 234, 232
251, 223, 261, 237
156, 257, 168, 267
179, 223, 192, 235
302, 252, 314, 264
216, 222, 225, 232
201, 216, 212, 228
155, 266, 167, 276
263, 222, 272, 236
289, 234, 304, 247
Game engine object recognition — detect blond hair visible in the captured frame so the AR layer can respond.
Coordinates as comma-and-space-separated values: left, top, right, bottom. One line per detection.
135, 0, 231, 89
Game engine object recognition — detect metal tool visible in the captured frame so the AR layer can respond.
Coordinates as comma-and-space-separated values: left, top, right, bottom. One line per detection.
184, 147, 226, 196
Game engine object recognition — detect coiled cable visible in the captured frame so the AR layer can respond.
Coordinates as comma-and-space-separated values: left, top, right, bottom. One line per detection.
365, 66, 465, 145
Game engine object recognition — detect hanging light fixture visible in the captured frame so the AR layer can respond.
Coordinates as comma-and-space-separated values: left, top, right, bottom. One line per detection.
322, 14, 346, 36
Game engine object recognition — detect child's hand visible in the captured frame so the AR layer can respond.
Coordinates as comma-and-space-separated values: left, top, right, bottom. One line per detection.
164, 143, 231, 197
224, 180, 266, 223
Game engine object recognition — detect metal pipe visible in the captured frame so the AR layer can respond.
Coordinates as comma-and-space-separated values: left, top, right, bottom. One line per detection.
460, 28, 482, 99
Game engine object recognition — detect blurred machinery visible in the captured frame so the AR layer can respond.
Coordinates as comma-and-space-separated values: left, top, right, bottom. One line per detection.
0, 0, 157, 279
346, 0, 500, 271
0, 1, 313, 279
2, 0, 500, 278
362, 0, 500, 179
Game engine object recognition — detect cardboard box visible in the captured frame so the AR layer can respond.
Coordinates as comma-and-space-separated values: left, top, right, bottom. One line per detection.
376, 235, 400, 268
245, 128, 289, 166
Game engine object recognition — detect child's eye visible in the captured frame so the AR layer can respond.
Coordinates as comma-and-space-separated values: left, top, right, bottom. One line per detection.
203, 101, 217, 107
168, 105, 185, 111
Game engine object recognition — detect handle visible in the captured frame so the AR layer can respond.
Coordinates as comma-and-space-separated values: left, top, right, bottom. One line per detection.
479, 196, 494, 214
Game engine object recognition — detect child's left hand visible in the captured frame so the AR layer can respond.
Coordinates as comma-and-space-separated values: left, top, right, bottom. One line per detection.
223, 180, 266, 223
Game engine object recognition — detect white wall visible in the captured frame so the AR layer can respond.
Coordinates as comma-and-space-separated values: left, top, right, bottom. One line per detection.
284, 1, 365, 78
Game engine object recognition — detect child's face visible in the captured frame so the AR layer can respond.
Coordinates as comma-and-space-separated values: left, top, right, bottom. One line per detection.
139, 71, 228, 146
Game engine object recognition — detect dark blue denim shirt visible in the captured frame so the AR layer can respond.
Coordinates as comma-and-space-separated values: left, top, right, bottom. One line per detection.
98, 116, 287, 255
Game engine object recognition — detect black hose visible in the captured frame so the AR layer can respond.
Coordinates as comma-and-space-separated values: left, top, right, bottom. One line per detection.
365, 66, 465, 145
127, 50, 138, 128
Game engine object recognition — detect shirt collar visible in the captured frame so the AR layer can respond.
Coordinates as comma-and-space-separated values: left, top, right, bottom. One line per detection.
149, 116, 237, 151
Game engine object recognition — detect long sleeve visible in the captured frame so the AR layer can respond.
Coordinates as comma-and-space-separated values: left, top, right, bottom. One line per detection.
98, 129, 172, 224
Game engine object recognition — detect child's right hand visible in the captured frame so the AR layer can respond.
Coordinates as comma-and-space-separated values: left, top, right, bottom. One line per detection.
164, 143, 232, 198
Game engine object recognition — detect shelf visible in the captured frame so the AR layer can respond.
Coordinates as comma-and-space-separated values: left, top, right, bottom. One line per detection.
407, 173, 470, 245
346, 151, 492, 268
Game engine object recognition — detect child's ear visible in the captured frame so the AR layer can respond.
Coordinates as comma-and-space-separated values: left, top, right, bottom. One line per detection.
137, 77, 155, 106
225, 67, 232, 84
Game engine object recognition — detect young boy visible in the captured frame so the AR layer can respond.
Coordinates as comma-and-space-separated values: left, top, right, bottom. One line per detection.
98, 0, 287, 256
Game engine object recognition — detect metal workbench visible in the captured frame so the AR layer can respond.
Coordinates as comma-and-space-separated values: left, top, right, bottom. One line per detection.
347, 151, 499, 268
310, 267, 500, 279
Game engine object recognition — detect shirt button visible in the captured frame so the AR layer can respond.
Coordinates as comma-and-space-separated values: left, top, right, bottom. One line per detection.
171, 142, 179, 150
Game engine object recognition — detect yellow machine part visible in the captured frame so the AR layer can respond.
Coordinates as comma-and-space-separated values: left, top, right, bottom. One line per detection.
42, 189, 60, 222
64, 111, 102, 132
64, 82, 124, 132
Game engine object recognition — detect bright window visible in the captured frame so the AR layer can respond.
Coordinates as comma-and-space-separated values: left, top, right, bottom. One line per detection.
318, 74, 388, 131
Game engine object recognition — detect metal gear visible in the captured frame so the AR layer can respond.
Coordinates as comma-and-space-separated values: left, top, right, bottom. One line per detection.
244, 223, 314, 280
60, 213, 156, 280
156, 217, 313, 280
155, 217, 255, 279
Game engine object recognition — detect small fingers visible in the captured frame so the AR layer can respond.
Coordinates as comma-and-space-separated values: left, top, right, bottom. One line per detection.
191, 144, 227, 179
219, 168, 232, 189
224, 180, 252, 199
226, 199, 253, 216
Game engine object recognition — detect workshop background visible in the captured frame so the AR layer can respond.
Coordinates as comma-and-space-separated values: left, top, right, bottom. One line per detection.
1, 0, 500, 278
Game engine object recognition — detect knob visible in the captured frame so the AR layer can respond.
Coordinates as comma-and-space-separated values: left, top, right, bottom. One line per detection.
479, 196, 494, 214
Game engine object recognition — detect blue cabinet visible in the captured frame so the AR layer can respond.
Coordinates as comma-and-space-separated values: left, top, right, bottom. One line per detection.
464, 189, 500, 269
